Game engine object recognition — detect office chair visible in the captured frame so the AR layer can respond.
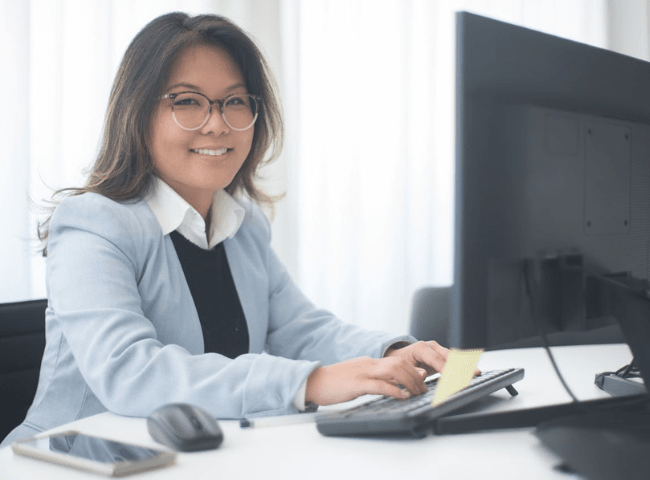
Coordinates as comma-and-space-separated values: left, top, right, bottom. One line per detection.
0, 299, 47, 441
409, 286, 450, 346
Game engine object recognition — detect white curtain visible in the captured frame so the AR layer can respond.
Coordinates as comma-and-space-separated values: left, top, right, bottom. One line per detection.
2, 0, 649, 338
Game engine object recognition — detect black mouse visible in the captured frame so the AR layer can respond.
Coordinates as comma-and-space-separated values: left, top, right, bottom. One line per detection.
146, 403, 223, 452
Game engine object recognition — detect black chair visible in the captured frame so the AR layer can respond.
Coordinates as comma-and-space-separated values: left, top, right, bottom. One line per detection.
0, 299, 47, 441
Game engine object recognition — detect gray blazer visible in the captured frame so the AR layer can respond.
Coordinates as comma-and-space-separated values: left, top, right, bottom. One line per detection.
2, 193, 411, 446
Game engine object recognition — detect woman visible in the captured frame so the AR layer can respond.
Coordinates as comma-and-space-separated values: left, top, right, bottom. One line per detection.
2, 12, 449, 447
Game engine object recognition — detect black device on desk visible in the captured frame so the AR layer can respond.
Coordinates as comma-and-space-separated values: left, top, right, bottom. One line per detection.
316, 368, 524, 437
595, 360, 646, 397
146, 403, 223, 452
433, 8, 650, 432
451, 11, 650, 351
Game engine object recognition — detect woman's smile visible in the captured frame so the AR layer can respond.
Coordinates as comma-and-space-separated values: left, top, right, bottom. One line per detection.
190, 148, 231, 156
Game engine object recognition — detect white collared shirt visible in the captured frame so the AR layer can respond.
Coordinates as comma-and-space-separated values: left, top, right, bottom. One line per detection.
145, 177, 245, 250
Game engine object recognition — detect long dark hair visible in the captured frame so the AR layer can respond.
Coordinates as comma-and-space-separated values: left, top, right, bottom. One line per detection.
38, 12, 283, 251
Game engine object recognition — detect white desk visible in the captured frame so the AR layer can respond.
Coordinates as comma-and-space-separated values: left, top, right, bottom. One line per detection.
0, 344, 636, 479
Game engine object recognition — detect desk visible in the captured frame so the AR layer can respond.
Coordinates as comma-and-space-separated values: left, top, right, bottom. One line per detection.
0, 344, 635, 479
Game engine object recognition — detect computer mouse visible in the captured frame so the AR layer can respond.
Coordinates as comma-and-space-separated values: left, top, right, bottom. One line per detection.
146, 403, 223, 452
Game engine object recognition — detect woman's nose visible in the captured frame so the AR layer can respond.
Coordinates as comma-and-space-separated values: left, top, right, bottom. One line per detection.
200, 105, 230, 134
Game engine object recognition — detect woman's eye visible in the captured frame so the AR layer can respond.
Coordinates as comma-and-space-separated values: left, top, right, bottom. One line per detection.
174, 97, 200, 107
225, 96, 248, 108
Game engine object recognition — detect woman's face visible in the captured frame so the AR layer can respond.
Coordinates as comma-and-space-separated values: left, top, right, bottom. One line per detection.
148, 43, 254, 217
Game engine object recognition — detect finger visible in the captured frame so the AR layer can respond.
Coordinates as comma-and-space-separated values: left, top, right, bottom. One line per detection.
378, 359, 427, 395
409, 343, 449, 374
365, 379, 411, 399
426, 340, 451, 360
397, 362, 428, 395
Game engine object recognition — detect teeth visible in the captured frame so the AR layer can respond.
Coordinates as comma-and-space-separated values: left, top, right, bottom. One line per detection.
192, 148, 229, 156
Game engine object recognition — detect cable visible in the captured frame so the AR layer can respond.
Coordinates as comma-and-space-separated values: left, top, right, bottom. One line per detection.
618, 360, 641, 379
522, 259, 580, 403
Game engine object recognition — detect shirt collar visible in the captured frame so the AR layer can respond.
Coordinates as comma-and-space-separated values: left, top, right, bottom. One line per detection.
145, 177, 245, 250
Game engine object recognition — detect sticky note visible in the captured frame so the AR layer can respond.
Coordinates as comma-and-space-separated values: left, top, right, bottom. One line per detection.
432, 348, 483, 406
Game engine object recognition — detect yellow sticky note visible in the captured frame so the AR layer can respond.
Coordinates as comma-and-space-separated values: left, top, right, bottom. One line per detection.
432, 348, 484, 406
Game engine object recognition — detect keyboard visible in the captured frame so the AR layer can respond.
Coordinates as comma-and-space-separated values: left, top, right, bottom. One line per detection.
316, 368, 525, 438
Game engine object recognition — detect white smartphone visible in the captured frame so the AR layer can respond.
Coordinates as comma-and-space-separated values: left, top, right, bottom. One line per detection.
12, 430, 176, 476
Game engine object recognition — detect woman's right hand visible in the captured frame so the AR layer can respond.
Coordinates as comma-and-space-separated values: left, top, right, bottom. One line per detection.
305, 356, 429, 406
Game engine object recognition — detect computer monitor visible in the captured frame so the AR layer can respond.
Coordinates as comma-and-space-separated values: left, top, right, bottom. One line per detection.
451, 12, 650, 350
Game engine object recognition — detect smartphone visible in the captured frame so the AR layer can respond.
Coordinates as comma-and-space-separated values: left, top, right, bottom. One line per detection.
12, 430, 176, 476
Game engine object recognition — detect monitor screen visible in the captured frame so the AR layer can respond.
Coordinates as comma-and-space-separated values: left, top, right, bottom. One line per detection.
451, 12, 650, 349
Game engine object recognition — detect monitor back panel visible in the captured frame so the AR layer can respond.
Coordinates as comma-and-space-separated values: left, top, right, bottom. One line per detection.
452, 12, 650, 349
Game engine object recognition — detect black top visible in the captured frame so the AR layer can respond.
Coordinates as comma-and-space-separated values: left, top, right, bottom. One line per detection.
169, 230, 249, 359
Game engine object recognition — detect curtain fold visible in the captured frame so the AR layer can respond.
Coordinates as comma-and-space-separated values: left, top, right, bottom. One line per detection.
0, 1, 31, 299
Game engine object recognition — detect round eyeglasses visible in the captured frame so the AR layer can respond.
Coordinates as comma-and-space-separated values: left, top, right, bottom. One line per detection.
161, 91, 261, 131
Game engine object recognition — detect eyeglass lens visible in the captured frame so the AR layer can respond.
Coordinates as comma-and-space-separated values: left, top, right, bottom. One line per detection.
171, 93, 258, 131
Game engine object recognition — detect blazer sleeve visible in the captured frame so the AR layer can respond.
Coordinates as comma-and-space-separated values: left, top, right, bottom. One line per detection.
46, 194, 320, 419
241, 204, 415, 364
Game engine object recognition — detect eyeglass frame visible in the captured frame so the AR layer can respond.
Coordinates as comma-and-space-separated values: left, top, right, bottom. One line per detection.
160, 91, 262, 132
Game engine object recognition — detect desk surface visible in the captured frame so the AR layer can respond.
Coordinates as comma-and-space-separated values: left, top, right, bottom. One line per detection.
0, 344, 635, 479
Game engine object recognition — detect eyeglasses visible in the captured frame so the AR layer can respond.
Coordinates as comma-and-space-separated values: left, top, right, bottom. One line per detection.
160, 91, 261, 131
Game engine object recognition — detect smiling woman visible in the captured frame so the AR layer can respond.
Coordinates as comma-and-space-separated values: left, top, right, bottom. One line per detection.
1, 11, 451, 448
